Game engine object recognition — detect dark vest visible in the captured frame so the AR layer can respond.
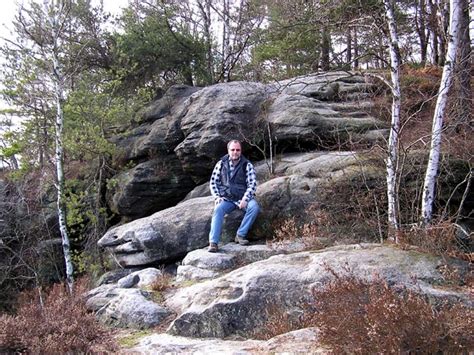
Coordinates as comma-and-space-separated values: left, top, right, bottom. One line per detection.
218, 154, 248, 201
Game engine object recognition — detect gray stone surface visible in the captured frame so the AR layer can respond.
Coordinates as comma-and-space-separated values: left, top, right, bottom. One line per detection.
99, 151, 385, 266
85, 285, 170, 329
166, 244, 472, 338
106, 155, 195, 219
117, 268, 163, 289
105, 72, 387, 220
125, 327, 327, 354
176, 241, 307, 282
98, 197, 214, 266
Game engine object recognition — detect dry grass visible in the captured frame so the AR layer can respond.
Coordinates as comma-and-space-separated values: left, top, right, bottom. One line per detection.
0, 278, 117, 354
253, 269, 474, 353
149, 270, 174, 293
269, 206, 333, 250
305, 271, 474, 353
398, 220, 473, 263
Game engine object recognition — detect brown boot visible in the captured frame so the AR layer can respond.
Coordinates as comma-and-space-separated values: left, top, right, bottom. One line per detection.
235, 235, 249, 245
208, 242, 218, 252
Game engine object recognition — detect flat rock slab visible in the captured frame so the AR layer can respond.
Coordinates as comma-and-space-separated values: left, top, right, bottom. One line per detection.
176, 241, 307, 282
125, 327, 327, 354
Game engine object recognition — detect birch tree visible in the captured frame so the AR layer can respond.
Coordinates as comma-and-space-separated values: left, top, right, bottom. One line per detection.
46, 1, 74, 292
383, 0, 402, 241
9, 0, 99, 293
421, 0, 462, 225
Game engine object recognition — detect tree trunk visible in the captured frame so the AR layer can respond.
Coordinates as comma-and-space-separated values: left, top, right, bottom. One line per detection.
438, 0, 450, 66
415, 0, 429, 66
427, 0, 440, 64
455, 0, 472, 125
49, 5, 74, 293
346, 28, 352, 67
197, 0, 214, 84
320, 26, 331, 71
383, 0, 402, 241
353, 28, 359, 69
421, 0, 462, 225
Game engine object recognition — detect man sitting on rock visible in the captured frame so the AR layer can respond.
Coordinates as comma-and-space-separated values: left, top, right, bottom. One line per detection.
208, 139, 260, 252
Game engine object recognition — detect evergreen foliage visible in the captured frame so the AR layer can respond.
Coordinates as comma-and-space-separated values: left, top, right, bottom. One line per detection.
0, 1, 471, 349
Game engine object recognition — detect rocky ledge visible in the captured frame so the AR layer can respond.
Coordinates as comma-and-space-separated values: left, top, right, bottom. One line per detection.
86, 243, 472, 352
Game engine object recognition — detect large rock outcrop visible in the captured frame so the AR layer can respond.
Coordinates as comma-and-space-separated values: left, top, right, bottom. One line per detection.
98, 150, 384, 266
106, 72, 387, 220
86, 243, 472, 339
90, 72, 473, 353
166, 244, 472, 339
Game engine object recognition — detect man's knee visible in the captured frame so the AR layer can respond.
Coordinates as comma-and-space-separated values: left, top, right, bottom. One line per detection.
214, 200, 234, 216
213, 203, 226, 216
248, 199, 260, 213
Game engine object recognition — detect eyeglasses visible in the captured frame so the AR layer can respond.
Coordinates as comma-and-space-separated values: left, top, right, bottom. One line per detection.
230, 149, 241, 151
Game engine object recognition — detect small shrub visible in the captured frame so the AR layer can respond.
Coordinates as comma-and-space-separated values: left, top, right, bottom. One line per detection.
253, 269, 473, 353
305, 271, 474, 353
150, 271, 174, 293
270, 207, 332, 250
0, 279, 117, 353
398, 221, 472, 261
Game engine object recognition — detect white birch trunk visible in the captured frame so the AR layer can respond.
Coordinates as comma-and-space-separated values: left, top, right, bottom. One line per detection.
48, 3, 74, 293
383, 0, 402, 240
421, 0, 462, 225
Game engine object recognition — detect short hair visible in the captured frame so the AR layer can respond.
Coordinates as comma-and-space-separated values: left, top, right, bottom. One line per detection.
227, 140, 242, 150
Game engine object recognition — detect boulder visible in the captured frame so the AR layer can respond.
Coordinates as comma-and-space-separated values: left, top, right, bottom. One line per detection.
176, 241, 307, 282
117, 267, 163, 289
174, 81, 272, 183
267, 94, 384, 145
111, 85, 202, 161
85, 285, 170, 329
166, 244, 472, 338
267, 72, 386, 148
98, 197, 244, 266
106, 155, 196, 219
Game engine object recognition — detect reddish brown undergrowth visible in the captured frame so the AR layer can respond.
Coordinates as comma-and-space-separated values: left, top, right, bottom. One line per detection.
306, 272, 473, 353
398, 220, 473, 262
254, 269, 473, 353
0, 278, 117, 353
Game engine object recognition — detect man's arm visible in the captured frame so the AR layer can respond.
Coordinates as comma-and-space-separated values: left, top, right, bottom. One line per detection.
209, 160, 222, 200
242, 161, 257, 203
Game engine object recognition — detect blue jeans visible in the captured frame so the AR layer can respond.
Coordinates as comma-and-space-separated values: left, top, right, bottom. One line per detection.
209, 199, 260, 244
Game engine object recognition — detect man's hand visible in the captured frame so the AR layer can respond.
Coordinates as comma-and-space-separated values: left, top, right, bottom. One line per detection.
239, 199, 248, 210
